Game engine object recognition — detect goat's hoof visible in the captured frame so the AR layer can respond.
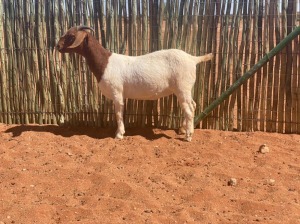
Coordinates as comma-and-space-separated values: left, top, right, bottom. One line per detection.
178, 127, 186, 135
115, 133, 124, 140
185, 135, 192, 142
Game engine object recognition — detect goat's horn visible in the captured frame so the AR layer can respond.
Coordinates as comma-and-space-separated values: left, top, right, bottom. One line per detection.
77, 25, 95, 33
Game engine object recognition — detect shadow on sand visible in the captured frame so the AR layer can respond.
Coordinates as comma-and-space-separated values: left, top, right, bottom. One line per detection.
5, 124, 172, 140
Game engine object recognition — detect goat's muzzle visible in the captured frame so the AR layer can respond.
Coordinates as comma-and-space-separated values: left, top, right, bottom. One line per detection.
56, 43, 64, 53
56, 44, 61, 51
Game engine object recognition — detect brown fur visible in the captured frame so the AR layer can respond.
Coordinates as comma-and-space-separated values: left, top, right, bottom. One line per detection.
56, 27, 111, 82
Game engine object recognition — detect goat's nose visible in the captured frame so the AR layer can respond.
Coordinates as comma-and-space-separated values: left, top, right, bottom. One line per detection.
55, 42, 62, 50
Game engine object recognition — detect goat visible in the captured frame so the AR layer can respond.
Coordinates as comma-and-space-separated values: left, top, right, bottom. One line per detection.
56, 26, 213, 141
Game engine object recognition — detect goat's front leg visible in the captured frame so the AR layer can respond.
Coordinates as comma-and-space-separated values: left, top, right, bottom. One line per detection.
114, 100, 125, 139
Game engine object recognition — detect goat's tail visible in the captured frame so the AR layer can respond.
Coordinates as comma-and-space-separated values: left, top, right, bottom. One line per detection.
193, 53, 213, 64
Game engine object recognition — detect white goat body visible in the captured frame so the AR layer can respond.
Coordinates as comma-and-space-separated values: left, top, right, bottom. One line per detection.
101, 49, 211, 100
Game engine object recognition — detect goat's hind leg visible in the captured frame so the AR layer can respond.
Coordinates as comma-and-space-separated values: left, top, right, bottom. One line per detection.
179, 99, 196, 134
178, 98, 196, 135
178, 99, 195, 142
179, 118, 187, 134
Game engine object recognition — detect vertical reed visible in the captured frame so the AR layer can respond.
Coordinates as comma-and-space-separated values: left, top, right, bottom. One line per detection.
291, 0, 298, 133
253, 0, 263, 131
269, 1, 277, 132
285, 0, 293, 133
228, 0, 243, 131
277, 0, 286, 133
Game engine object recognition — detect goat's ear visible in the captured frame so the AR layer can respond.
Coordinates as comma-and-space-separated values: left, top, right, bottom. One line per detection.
67, 31, 87, 49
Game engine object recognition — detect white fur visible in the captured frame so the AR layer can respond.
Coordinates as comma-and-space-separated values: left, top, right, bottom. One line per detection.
99, 49, 213, 141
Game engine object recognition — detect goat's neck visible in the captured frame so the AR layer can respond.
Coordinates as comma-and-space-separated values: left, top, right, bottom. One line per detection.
80, 36, 112, 82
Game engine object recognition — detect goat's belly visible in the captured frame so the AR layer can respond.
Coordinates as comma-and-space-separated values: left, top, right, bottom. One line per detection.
98, 80, 173, 100
124, 86, 173, 100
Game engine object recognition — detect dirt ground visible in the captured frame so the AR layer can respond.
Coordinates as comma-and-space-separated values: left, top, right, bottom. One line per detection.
0, 124, 299, 224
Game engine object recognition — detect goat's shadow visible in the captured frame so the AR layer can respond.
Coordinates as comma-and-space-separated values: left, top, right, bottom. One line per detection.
4, 125, 172, 140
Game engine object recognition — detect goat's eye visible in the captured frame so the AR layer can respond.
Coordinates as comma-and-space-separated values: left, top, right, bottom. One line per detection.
65, 35, 75, 44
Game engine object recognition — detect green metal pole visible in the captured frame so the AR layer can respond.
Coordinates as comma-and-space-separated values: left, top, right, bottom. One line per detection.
194, 26, 300, 126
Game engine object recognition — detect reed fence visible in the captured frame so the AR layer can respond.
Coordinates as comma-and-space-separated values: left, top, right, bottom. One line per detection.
0, 0, 299, 133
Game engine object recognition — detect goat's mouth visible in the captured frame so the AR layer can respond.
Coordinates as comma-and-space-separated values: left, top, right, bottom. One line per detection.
56, 44, 64, 53
56, 47, 63, 53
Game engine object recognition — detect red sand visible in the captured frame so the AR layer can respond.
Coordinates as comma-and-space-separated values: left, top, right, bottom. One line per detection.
0, 124, 299, 223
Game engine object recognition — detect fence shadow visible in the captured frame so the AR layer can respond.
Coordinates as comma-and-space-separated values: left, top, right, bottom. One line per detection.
4, 125, 172, 141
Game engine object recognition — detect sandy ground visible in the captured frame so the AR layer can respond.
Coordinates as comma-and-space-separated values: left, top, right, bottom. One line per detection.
0, 124, 299, 224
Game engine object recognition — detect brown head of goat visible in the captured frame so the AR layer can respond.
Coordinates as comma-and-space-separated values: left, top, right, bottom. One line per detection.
56, 26, 112, 82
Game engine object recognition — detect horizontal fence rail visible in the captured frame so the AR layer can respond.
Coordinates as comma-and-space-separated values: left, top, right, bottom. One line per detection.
0, 0, 299, 133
